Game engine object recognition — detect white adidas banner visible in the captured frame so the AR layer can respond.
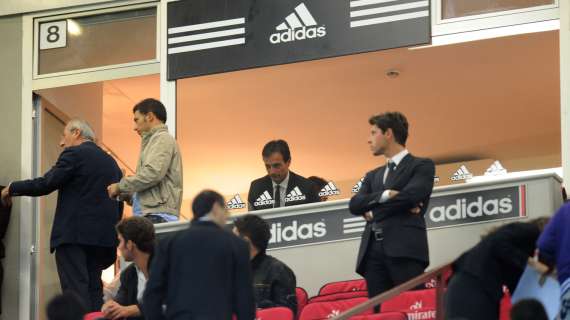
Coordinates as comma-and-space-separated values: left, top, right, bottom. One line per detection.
167, 0, 430, 79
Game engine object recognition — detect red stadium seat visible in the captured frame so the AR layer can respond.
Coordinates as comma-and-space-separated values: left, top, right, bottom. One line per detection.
350, 312, 408, 320
308, 290, 368, 303
257, 307, 295, 320
299, 297, 372, 320
318, 279, 367, 296
499, 288, 512, 320
381, 289, 436, 320
297, 287, 309, 317
84, 311, 104, 320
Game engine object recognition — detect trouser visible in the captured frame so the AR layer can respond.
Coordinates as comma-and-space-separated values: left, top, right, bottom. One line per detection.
362, 238, 426, 312
445, 272, 499, 320
54, 244, 116, 311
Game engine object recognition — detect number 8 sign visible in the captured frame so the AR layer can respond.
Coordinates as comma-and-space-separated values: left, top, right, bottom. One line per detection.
39, 21, 67, 50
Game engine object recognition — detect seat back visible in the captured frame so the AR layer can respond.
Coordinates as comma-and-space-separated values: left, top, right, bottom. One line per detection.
318, 279, 367, 296
257, 307, 295, 320
308, 290, 368, 304
381, 289, 436, 320
349, 312, 408, 320
296, 287, 309, 317
299, 297, 372, 320
84, 312, 104, 320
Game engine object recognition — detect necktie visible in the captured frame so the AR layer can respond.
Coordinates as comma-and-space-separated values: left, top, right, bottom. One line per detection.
274, 185, 281, 208
384, 161, 396, 184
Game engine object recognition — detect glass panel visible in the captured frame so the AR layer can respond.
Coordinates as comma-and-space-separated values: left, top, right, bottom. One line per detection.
34, 74, 159, 319
38, 7, 156, 75
442, 0, 555, 19
176, 30, 560, 216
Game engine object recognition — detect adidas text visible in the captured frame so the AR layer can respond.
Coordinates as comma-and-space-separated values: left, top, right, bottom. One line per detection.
254, 199, 274, 206
429, 196, 513, 222
227, 203, 245, 209
269, 221, 327, 244
269, 26, 326, 44
319, 189, 340, 197
285, 195, 306, 202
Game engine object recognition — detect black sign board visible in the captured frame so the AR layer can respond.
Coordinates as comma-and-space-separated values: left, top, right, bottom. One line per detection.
167, 0, 431, 79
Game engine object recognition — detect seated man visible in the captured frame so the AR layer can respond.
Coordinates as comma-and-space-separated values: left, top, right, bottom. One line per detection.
102, 217, 155, 320
233, 214, 297, 313
248, 140, 319, 210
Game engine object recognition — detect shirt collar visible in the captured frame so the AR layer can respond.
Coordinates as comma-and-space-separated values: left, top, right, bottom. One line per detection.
387, 149, 409, 167
271, 171, 290, 190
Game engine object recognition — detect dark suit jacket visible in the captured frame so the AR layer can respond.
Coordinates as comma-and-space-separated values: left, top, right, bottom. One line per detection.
9, 141, 123, 252
349, 154, 435, 275
452, 222, 541, 302
0, 187, 11, 259
248, 171, 320, 211
143, 221, 255, 320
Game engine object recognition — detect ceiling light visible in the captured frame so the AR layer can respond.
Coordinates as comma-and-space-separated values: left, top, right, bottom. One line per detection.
386, 69, 400, 78
67, 19, 82, 36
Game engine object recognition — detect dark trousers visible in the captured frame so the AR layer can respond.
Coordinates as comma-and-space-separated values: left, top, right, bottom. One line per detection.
445, 272, 499, 320
55, 244, 116, 311
362, 238, 425, 312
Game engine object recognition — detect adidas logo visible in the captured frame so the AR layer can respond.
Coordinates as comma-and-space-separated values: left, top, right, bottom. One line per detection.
226, 194, 246, 210
285, 186, 306, 202
269, 3, 326, 44
319, 181, 341, 197
485, 160, 507, 176
351, 178, 364, 193
450, 165, 473, 181
410, 301, 423, 310
254, 191, 275, 207
327, 310, 341, 318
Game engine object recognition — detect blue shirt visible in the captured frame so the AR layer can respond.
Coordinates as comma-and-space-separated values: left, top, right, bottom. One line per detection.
132, 193, 178, 222
537, 203, 570, 283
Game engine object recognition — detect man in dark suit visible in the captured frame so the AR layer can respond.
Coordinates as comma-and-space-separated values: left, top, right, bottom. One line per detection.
143, 190, 255, 320
349, 112, 435, 303
0, 119, 123, 311
248, 140, 319, 211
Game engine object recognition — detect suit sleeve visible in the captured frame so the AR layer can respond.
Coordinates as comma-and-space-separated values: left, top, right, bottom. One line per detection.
233, 239, 256, 320
350, 159, 435, 220
118, 134, 174, 194
349, 171, 383, 216
247, 181, 257, 211
10, 148, 77, 197
492, 223, 539, 271
142, 238, 170, 320
537, 208, 562, 267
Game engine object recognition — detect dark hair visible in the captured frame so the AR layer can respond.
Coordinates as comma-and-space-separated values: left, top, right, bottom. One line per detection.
368, 112, 409, 146
133, 98, 167, 123
262, 140, 291, 162
234, 214, 271, 253
192, 190, 225, 220
116, 217, 155, 254
510, 299, 548, 320
46, 292, 87, 320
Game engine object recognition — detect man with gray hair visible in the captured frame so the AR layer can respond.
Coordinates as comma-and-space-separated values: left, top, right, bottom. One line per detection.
1, 119, 123, 312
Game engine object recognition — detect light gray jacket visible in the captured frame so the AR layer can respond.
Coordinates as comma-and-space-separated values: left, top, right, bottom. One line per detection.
118, 124, 182, 216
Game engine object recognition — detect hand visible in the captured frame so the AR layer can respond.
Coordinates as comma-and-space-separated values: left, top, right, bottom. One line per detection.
387, 190, 399, 199
1, 186, 11, 207
410, 202, 424, 215
107, 183, 120, 199
528, 257, 550, 275
102, 300, 139, 320
364, 211, 373, 222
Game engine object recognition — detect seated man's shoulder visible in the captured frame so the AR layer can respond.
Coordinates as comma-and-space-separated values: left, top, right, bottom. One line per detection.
266, 255, 295, 274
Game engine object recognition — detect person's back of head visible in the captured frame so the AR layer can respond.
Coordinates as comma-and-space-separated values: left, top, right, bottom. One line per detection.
46, 292, 87, 320
233, 214, 271, 255
510, 299, 548, 320
192, 190, 227, 226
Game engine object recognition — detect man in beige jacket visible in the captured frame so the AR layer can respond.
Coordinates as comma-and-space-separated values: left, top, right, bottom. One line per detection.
107, 98, 183, 223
